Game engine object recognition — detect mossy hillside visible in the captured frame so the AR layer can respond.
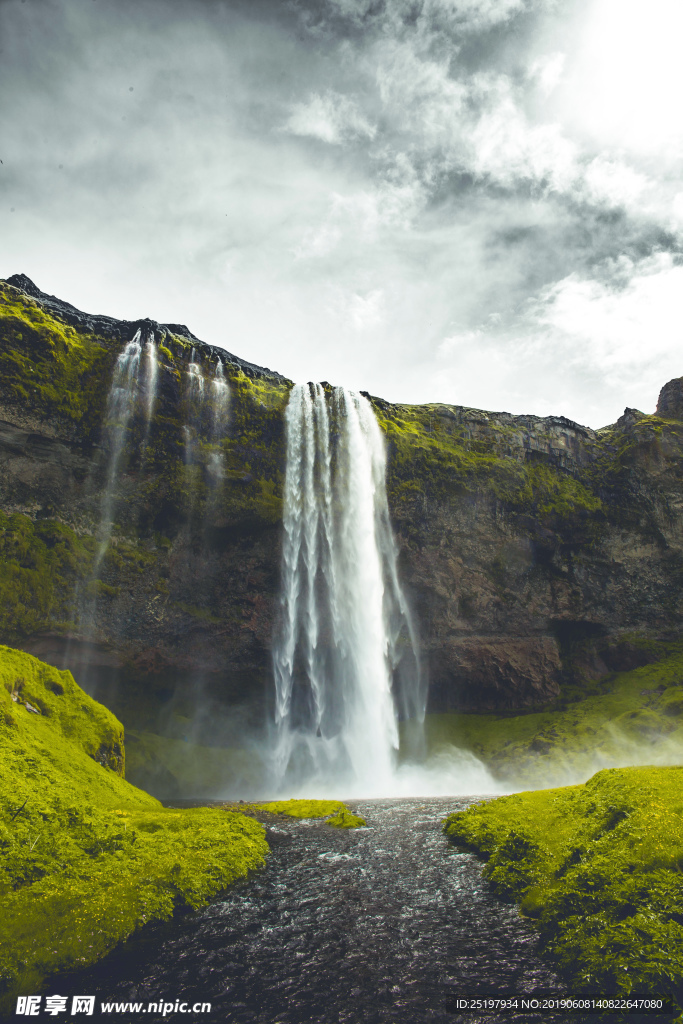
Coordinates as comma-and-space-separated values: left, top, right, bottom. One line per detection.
256, 799, 367, 827
0, 647, 268, 1011
418, 649, 683, 787
0, 646, 125, 774
443, 766, 683, 1004
0, 283, 112, 436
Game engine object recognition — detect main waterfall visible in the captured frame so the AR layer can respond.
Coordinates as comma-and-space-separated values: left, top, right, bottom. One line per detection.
272, 383, 425, 796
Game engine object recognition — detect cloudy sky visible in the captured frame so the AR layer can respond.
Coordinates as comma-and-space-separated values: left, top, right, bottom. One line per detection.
1, 0, 682, 426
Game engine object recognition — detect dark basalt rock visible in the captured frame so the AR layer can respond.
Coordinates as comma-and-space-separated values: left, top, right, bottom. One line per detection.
656, 376, 683, 420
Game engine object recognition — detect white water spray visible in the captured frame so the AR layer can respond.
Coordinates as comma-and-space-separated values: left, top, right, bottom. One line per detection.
272, 384, 435, 796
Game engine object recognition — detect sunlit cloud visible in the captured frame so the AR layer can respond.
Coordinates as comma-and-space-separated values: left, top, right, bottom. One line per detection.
527, 253, 683, 381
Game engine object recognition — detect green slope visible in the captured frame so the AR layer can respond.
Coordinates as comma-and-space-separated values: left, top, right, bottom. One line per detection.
421, 648, 683, 788
444, 765, 683, 1013
0, 646, 268, 1013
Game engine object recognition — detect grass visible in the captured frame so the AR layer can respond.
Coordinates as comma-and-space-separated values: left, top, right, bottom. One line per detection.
443, 765, 683, 1011
417, 650, 683, 788
0, 646, 268, 1014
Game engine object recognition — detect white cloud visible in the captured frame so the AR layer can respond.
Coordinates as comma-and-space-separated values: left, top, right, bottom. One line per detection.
322, 0, 530, 33
337, 288, 386, 331
437, 328, 483, 358
293, 172, 426, 260
580, 157, 648, 210
283, 91, 376, 145
527, 252, 683, 381
528, 52, 565, 96
558, 0, 683, 162
466, 75, 577, 191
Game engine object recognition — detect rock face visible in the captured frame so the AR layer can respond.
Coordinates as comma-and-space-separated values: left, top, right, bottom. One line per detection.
2, 274, 683, 735
656, 377, 683, 420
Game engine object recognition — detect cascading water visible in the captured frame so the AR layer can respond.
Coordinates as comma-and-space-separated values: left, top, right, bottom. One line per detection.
142, 333, 158, 445
272, 383, 426, 797
91, 331, 142, 575
184, 348, 205, 466
208, 357, 230, 482
211, 358, 230, 435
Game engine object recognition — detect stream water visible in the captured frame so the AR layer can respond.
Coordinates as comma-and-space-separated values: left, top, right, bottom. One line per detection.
64, 798, 583, 1023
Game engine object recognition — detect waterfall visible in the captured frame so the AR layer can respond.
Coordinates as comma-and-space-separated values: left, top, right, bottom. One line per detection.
188, 347, 204, 398
211, 358, 230, 436
208, 358, 230, 482
143, 332, 158, 440
184, 348, 204, 465
92, 331, 142, 574
272, 383, 424, 796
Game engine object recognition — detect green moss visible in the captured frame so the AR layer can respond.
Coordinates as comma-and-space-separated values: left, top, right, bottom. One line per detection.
443, 765, 683, 1003
0, 513, 95, 639
326, 808, 367, 829
255, 799, 365, 826
417, 651, 683, 788
373, 401, 605, 544
172, 602, 222, 624
0, 647, 268, 1011
0, 284, 112, 434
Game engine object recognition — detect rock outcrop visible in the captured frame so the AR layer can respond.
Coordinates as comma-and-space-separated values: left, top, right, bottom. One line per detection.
2, 274, 683, 735
656, 377, 683, 421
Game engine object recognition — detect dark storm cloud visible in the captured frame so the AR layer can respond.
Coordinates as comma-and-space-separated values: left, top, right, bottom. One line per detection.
1, 0, 682, 426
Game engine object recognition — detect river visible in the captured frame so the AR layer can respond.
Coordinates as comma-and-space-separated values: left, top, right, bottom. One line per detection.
54, 797, 608, 1022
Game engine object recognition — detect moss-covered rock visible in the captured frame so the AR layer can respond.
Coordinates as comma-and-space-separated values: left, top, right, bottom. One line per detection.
443, 765, 683, 1006
255, 799, 365, 827
0, 282, 113, 439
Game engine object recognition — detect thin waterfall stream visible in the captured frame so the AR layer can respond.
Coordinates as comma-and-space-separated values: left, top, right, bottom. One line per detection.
91, 330, 143, 576
208, 356, 230, 483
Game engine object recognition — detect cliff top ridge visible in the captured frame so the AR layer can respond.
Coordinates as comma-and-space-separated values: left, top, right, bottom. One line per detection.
2, 273, 289, 384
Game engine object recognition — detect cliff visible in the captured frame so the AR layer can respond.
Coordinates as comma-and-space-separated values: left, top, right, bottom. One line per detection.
1, 273, 683, 742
